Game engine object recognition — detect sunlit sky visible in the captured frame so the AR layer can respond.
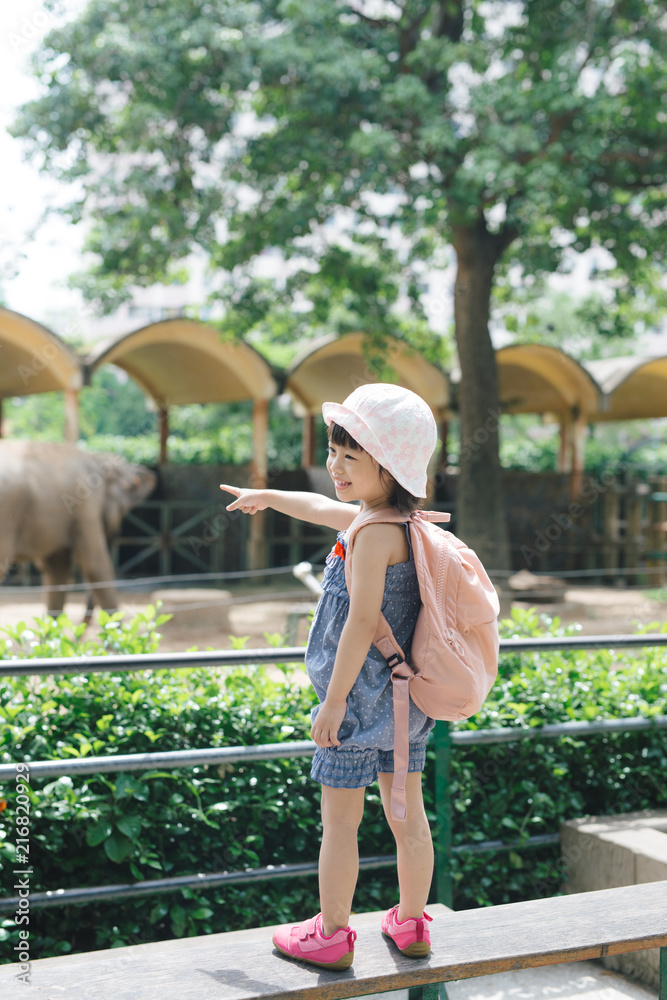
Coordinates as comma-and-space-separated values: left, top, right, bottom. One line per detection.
0, 1, 98, 332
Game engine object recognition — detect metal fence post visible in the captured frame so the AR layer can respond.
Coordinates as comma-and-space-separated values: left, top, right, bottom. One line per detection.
409, 984, 448, 1000
434, 719, 453, 909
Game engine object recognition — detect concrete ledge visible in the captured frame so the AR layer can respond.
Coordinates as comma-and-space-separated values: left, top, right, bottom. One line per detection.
561, 810, 667, 990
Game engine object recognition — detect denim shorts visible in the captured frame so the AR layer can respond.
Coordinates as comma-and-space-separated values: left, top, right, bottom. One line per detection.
311, 744, 427, 789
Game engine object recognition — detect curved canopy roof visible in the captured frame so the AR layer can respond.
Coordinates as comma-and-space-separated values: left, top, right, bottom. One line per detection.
86, 320, 277, 405
4, 304, 666, 429
496, 344, 602, 419
585, 356, 667, 421
0, 307, 82, 398
285, 332, 450, 415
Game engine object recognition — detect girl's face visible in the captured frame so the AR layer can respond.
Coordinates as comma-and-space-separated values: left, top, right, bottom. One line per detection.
326, 441, 391, 508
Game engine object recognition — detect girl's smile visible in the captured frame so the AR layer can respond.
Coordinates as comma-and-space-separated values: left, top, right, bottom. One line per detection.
327, 444, 390, 509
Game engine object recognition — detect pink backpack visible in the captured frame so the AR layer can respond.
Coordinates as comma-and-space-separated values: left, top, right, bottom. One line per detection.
344, 507, 500, 821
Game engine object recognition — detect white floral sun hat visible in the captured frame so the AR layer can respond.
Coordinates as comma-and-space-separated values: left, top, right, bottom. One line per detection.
322, 383, 438, 498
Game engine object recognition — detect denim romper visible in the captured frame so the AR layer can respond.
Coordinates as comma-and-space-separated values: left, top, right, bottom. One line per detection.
306, 525, 434, 788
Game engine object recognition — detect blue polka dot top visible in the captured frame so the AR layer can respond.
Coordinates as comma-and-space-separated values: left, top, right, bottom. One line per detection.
305, 526, 434, 751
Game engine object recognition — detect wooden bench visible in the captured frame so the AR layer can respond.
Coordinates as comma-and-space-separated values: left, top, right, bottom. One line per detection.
1, 882, 666, 1000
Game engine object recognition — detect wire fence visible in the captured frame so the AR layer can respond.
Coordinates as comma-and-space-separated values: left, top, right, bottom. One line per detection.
2, 632, 667, 678
0, 565, 304, 596
3, 562, 667, 596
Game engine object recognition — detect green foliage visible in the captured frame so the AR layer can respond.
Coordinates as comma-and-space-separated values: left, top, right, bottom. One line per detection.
584, 430, 667, 478
449, 608, 667, 905
645, 589, 667, 604
0, 610, 321, 959
12, 0, 666, 566
5, 389, 303, 469
1, 607, 666, 961
216, 241, 453, 366
492, 415, 667, 475
2, 392, 66, 442
493, 286, 665, 362
4, 371, 153, 443
80, 368, 156, 438
495, 415, 560, 472
81, 393, 304, 467
0, 605, 170, 661
12, 0, 666, 310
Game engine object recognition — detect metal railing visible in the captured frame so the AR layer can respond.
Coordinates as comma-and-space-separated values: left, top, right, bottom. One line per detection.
3, 632, 666, 678
1, 633, 667, 913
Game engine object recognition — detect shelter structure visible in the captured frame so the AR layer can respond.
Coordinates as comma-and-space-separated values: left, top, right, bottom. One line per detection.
86, 319, 278, 568
0, 307, 82, 441
494, 344, 603, 489
585, 356, 667, 422
86, 318, 277, 467
285, 332, 451, 477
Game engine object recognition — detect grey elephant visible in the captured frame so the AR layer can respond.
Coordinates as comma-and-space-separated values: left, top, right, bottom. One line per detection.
0, 441, 157, 614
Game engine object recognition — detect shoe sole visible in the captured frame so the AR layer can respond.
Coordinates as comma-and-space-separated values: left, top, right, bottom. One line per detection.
383, 931, 431, 959
272, 939, 354, 970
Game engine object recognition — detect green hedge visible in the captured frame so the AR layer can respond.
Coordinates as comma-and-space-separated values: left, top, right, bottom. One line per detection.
1, 607, 666, 962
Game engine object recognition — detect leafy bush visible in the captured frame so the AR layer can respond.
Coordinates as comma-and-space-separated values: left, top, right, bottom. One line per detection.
10, 391, 303, 469
81, 432, 254, 466
1, 607, 666, 963
445, 608, 667, 905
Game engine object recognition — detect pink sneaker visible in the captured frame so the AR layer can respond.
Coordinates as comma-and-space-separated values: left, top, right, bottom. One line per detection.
382, 905, 433, 957
272, 913, 356, 970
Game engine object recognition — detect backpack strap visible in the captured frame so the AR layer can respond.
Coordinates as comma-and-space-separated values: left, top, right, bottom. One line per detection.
343, 508, 451, 822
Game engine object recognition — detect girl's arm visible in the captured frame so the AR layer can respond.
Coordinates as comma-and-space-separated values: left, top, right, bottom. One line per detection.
220, 485, 358, 530
310, 523, 397, 748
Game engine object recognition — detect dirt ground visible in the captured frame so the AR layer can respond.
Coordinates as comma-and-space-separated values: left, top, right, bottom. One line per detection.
1, 579, 666, 652
0, 581, 313, 652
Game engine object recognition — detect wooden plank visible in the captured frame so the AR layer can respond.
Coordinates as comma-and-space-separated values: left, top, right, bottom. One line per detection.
1, 883, 666, 1000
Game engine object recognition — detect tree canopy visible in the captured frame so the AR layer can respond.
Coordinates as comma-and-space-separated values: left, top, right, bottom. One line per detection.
13, 0, 667, 568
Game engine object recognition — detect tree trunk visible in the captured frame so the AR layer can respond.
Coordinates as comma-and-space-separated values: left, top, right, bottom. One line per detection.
452, 219, 511, 574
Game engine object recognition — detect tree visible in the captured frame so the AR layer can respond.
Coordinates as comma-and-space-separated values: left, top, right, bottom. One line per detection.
495, 285, 667, 362
13, 0, 667, 569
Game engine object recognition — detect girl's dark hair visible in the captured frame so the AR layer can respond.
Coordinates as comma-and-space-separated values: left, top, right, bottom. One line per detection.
327, 422, 421, 515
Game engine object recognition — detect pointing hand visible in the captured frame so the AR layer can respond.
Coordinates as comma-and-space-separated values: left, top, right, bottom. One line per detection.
219, 484, 269, 515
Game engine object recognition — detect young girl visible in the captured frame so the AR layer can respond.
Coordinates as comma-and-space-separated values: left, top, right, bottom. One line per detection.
220, 383, 439, 970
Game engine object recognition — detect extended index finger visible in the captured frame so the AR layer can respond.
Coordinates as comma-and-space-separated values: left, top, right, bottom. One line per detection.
219, 484, 241, 497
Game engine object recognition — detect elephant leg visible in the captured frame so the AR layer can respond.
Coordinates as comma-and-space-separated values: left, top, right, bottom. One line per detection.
74, 529, 119, 613
0, 530, 16, 584
82, 594, 96, 627
0, 550, 11, 585
40, 549, 74, 616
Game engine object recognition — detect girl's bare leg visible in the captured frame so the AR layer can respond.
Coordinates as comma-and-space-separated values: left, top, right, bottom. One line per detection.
378, 771, 434, 921
319, 784, 365, 936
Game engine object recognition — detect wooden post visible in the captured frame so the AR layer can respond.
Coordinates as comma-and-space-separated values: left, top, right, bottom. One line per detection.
64, 388, 79, 442
569, 411, 587, 501
301, 413, 316, 468
625, 480, 642, 586
557, 419, 570, 473
158, 405, 169, 463
602, 487, 619, 581
647, 476, 667, 587
248, 398, 269, 571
